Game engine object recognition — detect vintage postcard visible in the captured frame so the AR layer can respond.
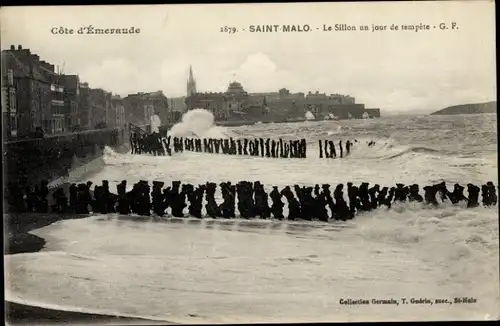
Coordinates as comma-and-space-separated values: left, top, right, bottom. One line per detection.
2, 1, 498, 324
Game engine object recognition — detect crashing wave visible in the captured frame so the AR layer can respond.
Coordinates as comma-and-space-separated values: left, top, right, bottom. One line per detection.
168, 109, 232, 139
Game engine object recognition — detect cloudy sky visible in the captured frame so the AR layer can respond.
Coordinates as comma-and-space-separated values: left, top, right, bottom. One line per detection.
1, 1, 496, 113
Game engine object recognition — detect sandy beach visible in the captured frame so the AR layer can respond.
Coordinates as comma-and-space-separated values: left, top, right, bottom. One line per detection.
4, 213, 169, 325
5, 301, 165, 325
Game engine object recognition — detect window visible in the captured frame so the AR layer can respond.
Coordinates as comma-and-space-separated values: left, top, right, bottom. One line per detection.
9, 114, 17, 136
9, 89, 16, 113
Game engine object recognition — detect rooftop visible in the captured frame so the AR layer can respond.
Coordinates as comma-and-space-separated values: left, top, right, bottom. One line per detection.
1, 51, 50, 83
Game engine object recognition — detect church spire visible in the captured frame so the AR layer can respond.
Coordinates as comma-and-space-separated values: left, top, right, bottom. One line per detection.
187, 65, 197, 97
189, 65, 194, 82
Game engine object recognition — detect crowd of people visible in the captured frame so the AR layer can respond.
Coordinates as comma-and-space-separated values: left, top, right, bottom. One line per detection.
5, 180, 498, 221
130, 132, 308, 159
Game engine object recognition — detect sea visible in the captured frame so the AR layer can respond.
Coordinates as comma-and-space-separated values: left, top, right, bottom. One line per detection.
5, 111, 500, 323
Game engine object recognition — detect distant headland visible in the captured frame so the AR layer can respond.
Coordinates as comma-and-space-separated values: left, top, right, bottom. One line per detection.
430, 101, 497, 116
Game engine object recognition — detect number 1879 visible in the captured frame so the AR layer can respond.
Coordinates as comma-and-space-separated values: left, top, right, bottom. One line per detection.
220, 26, 237, 34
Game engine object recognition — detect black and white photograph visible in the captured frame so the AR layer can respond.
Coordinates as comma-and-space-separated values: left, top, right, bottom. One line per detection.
2, 1, 498, 324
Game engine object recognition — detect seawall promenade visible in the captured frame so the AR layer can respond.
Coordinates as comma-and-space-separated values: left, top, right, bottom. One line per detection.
3, 127, 130, 190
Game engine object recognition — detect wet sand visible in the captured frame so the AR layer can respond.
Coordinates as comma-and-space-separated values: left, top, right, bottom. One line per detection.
5, 301, 168, 325
4, 211, 172, 325
4, 182, 93, 255
5, 213, 64, 255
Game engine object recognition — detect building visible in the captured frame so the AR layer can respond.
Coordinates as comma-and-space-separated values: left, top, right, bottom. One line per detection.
184, 65, 373, 122
123, 91, 169, 127
103, 91, 114, 128
2, 45, 143, 136
2, 68, 18, 138
169, 96, 187, 113
186, 91, 229, 120
122, 93, 143, 126
111, 94, 126, 128
225, 81, 249, 112
186, 82, 369, 121
78, 82, 91, 129
0, 45, 86, 135
250, 91, 282, 102
185, 76, 258, 120
185, 81, 367, 121
77, 85, 124, 130
364, 108, 381, 118
263, 88, 305, 119
89, 88, 109, 128
185, 82, 272, 120
166, 110, 183, 124
59, 74, 80, 130
49, 82, 65, 133
1, 45, 62, 137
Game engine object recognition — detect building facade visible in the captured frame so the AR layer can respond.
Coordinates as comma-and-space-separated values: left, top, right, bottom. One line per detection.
49, 82, 65, 133
78, 82, 91, 129
89, 88, 109, 128
60, 74, 80, 130
186, 83, 369, 121
1, 45, 59, 137
1, 45, 138, 138
185, 92, 228, 119
103, 91, 114, 128
112, 94, 126, 128
364, 108, 381, 118
79, 86, 124, 130
123, 91, 169, 127
169, 96, 187, 113
0, 45, 92, 136
183, 65, 371, 122
185, 80, 260, 120
2, 69, 18, 138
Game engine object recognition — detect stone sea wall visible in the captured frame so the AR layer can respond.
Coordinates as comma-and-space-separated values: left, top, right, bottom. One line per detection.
3, 127, 130, 189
